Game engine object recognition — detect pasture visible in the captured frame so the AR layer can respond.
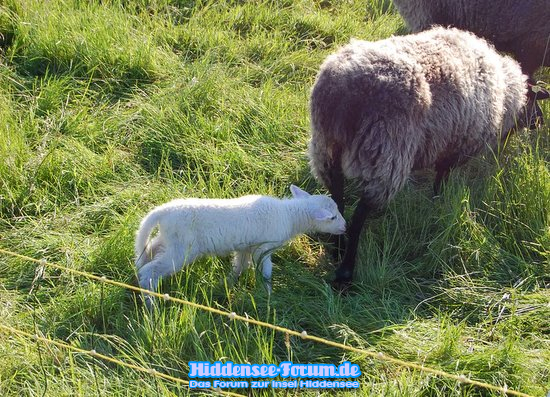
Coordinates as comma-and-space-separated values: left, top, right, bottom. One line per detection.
0, 0, 549, 395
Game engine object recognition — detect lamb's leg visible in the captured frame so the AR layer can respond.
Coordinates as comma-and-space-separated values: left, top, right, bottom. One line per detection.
260, 255, 273, 295
227, 250, 252, 286
149, 237, 163, 260
136, 235, 161, 269
333, 195, 374, 287
253, 249, 273, 295
138, 246, 196, 309
134, 236, 164, 288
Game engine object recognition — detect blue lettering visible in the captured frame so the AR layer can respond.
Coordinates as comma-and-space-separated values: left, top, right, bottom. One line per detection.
267, 364, 279, 377
188, 361, 208, 378
189, 380, 211, 388
188, 361, 361, 380
279, 361, 292, 377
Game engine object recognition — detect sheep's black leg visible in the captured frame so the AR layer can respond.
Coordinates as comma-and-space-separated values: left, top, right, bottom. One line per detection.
433, 167, 451, 196
333, 195, 373, 287
326, 162, 346, 262
528, 100, 544, 129
433, 154, 459, 196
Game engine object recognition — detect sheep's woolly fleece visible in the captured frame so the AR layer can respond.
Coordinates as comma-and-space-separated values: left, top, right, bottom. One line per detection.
309, 26, 527, 208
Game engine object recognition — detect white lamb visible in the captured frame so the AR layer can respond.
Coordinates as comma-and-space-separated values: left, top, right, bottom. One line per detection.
135, 185, 346, 307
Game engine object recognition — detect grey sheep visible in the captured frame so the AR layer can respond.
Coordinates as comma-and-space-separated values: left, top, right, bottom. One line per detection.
392, 0, 550, 120
308, 27, 540, 285
392, 0, 550, 78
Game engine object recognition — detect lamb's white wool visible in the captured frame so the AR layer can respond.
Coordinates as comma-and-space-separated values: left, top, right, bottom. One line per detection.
135, 185, 345, 307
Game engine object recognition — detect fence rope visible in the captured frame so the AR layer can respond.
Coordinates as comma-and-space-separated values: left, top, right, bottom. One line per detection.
0, 323, 246, 397
0, 247, 535, 397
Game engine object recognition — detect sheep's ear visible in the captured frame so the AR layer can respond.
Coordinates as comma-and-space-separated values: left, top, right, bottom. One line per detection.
290, 184, 311, 199
527, 83, 550, 100
311, 208, 332, 221
537, 87, 550, 100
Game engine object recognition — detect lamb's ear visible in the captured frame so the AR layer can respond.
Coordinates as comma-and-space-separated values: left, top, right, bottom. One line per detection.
310, 208, 332, 221
290, 184, 311, 199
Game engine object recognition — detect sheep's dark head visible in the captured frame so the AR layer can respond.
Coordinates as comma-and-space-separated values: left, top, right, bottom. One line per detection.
502, 82, 548, 142
523, 82, 550, 130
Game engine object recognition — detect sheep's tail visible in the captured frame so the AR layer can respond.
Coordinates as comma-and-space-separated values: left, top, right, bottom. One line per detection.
135, 209, 162, 269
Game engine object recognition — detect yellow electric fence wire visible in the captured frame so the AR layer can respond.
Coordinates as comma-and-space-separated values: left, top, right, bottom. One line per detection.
0, 248, 534, 397
0, 324, 246, 397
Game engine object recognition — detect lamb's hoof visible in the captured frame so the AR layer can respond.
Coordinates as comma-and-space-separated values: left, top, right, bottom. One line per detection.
263, 279, 273, 296
223, 274, 239, 289
129, 274, 142, 298
142, 293, 156, 312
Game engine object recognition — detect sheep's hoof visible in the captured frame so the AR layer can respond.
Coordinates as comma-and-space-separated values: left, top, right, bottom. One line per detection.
331, 268, 353, 292
331, 279, 352, 294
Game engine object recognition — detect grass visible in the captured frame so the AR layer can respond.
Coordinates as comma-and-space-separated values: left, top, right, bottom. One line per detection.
0, 0, 549, 395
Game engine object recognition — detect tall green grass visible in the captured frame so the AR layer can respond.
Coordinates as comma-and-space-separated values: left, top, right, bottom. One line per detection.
0, 0, 549, 396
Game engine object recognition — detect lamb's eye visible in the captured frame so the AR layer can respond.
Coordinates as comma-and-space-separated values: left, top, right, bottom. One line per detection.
330, 215, 337, 221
